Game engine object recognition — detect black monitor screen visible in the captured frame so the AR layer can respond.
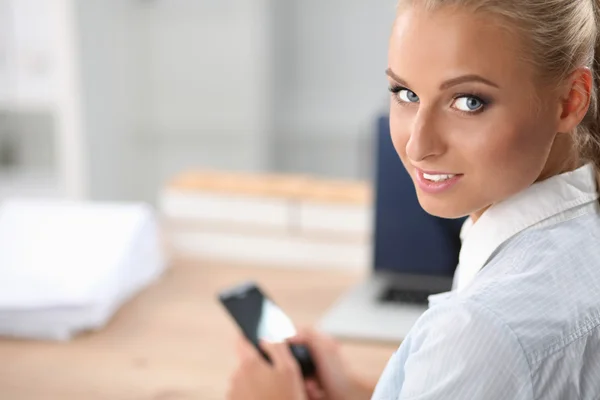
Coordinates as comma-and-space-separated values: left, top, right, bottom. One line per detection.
373, 116, 465, 277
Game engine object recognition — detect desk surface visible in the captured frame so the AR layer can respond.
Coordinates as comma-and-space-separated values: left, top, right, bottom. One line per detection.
0, 259, 398, 400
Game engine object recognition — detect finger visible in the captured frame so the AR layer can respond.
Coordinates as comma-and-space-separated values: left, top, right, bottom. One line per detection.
290, 327, 312, 343
307, 389, 325, 400
310, 329, 338, 352
304, 377, 320, 388
289, 328, 321, 352
260, 340, 300, 373
306, 386, 325, 400
290, 328, 334, 355
227, 368, 245, 400
236, 337, 272, 373
305, 379, 325, 400
236, 336, 260, 361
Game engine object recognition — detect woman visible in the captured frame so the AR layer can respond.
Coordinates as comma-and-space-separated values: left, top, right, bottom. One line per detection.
227, 0, 600, 398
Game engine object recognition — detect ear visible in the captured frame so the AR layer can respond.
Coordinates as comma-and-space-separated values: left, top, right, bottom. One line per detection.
556, 67, 593, 134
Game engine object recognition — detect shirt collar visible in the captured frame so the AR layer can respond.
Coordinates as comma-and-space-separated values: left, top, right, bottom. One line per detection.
455, 163, 599, 292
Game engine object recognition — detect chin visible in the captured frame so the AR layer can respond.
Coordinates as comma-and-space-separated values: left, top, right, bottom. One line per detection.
415, 193, 471, 220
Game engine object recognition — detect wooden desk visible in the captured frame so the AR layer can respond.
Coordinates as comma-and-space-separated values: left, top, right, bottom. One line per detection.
0, 259, 398, 400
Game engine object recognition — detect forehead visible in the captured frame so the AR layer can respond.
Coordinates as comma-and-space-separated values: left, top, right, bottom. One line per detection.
388, 6, 530, 85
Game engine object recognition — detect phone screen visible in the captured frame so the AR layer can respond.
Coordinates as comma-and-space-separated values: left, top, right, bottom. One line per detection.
220, 283, 297, 345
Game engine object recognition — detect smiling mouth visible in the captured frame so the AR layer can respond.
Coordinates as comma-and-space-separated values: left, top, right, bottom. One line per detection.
413, 168, 464, 194
422, 172, 457, 182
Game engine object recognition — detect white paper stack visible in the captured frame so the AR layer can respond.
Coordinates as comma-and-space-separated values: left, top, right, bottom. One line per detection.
0, 199, 167, 340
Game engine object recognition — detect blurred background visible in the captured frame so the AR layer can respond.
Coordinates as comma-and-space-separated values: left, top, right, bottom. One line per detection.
0, 3, 426, 397
0, 0, 397, 205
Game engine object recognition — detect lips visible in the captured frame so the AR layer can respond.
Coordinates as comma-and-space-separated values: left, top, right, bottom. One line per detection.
414, 167, 463, 194
422, 172, 457, 182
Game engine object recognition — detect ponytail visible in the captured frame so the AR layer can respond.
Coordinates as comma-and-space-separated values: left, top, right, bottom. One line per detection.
575, 0, 600, 190
588, 0, 600, 189
588, 0, 600, 191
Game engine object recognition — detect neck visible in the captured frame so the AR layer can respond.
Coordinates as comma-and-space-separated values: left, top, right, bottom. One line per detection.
536, 133, 581, 182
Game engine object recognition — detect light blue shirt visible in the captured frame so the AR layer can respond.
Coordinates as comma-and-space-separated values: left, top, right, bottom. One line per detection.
372, 164, 600, 399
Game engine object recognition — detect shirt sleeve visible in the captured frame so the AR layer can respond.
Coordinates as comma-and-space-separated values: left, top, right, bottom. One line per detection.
397, 299, 533, 400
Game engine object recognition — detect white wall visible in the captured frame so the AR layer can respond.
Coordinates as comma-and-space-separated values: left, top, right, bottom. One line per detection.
71, 0, 276, 203
131, 0, 273, 202
75, 0, 140, 201
270, 0, 396, 179
71, 0, 396, 203
134, 0, 396, 189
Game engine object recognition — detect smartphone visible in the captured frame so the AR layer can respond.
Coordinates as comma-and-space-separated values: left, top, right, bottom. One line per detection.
218, 281, 316, 377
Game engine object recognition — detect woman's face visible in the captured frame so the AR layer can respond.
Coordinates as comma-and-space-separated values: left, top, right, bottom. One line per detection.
388, 6, 563, 219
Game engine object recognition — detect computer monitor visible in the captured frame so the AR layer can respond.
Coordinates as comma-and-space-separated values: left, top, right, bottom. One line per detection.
373, 115, 465, 278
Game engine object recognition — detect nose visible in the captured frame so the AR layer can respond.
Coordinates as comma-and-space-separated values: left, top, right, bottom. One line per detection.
405, 107, 446, 163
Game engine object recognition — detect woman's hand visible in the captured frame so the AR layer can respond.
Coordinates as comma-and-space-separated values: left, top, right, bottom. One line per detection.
227, 337, 308, 400
291, 329, 376, 400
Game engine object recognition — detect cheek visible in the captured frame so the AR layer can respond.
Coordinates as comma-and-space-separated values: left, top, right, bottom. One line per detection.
461, 121, 555, 186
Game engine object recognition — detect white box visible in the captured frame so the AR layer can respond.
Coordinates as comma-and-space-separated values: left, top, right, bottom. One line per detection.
159, 189, 293, 230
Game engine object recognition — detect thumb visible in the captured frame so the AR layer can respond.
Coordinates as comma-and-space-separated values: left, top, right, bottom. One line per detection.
260, 340, 300, 372
290, 328, 335, 356
305, 378, 325, 400
289, 327, 314, 345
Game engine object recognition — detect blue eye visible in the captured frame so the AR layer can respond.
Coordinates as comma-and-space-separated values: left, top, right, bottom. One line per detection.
398, 89, 419, 103
453, 96, 485, 112
389, 86, 419, 104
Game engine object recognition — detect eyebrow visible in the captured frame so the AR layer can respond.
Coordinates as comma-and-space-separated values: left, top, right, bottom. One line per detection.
385, 68, 500, 90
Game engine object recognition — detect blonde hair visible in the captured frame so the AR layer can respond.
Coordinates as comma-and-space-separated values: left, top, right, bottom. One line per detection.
398, 0, 600, 186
